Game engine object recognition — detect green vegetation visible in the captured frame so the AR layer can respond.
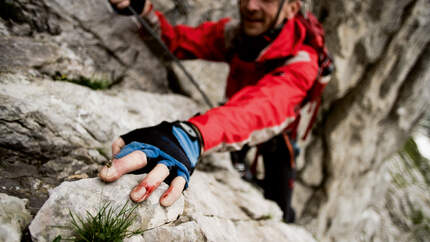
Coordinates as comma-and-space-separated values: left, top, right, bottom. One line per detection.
96, 147, 110, 160
389, 113, 430, 240
390, 172, 408, 188
410, 207, 425, 225
58, 201, 143, 242
408, 200, 430, 239
256, 214, 273, 220
399, 138, 430, 187
54, 72, 112, 90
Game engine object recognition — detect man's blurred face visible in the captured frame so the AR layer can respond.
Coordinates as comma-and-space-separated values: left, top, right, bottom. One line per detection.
239, 0, 299, 36
240, 0, 282, 36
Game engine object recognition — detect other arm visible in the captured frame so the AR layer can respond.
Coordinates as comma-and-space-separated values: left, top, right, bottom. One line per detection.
189, 46, 319, 153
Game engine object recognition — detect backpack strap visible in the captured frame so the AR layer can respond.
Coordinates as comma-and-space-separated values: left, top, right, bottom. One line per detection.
296, 11, 334, 140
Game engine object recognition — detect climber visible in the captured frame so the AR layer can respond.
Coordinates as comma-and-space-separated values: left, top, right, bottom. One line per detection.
100, 0, 331, 223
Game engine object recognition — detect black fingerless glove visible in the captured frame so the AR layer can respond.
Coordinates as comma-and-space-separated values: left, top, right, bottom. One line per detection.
109, 0, 146, 16
115, 121, 203, 187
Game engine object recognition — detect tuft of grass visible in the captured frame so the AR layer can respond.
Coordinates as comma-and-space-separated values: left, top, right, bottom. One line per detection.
399, 138, 430, 186
256, 214, 273, 220
61, 201, 143, 242
54, 72, 111, 90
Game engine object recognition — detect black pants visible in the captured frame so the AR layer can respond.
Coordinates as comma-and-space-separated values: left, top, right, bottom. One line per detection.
230, 134, 297, 222
259, 134, 296, 223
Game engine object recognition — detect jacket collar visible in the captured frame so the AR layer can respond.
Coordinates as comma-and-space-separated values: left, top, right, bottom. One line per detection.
256, 17, 306, 62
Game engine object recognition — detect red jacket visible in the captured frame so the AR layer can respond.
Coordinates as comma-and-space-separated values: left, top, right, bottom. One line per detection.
154, 12, 319, 153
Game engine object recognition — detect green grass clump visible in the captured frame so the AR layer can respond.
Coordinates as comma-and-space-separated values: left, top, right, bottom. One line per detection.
54, 72, 111, 90
61, 201, 143, 242
256, 214, 273, 220
399, 138, 430, 187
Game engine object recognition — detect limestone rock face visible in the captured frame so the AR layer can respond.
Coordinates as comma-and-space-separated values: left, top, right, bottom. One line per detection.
0, 193, 32, 242
0, 0, 168, 92
29, 168, 316, 242
29, 174, 184, 242
1, 0, 430, 241
141, 216, 316, 242
295, 0, 430, 241
1, 72, 316, 241
172, 60, 229, 108
0, 72, 200, 214
155, 0, 239, 27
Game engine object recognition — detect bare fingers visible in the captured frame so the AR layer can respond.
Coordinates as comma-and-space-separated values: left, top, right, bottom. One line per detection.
103, 136, 185, 205
99, 150, 147, 182
112, 137, 125, 156
130, 164, 169, 202
141, 0, 153, 16
110, 0, 130, 9
160, 176, 186, 207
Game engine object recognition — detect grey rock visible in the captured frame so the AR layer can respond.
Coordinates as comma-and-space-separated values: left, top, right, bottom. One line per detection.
143, 215, 316, 242
0, 36, 111, 87
137, 166, 317, 242
0, 0, 429, 241
198, 152, 237, 174
0, 36, 59, 71
152, 0, 176, 12
233, 220, 317, 242
141, 218, 205, 242
45, 0, 169, 92
161, 0, 239, 26
172, 60, 229, 108
0, 193, 32, 242
292, 182, 313, 219
28, 155, 317, 242
379, 152, 430, 242
124, 235, 145, 242
0, 72, 200, 214
0, 71, 319, 242
296, 0, 430, 241
1, 0, 169, 92
184, 170, 282, 221
301, 139, 323, 187
29, 174, 184, 242
0, 19, 9, 36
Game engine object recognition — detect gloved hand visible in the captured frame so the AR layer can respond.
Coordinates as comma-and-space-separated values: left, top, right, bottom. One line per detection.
109, 0, 148, 16
99, 121, 202, 206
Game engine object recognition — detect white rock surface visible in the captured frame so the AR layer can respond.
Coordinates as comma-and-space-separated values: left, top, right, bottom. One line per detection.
140, 214, 317, 242
1, 0, 430, 241
184, 170, 282, 221
29, 174, 184, 242
0, 72, 200, 213
173, 60, 229, 107
0, 193, 32, 242
29, 158, 318, 242
141, 219, 205, 242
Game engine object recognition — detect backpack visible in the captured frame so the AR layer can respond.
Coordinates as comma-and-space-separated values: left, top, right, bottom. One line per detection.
290, 11, 334, 140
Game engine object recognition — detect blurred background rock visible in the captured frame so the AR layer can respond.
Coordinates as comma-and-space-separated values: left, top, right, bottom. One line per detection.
0, 0, 429, 241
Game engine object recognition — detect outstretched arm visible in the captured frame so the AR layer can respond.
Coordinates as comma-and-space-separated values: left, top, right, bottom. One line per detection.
189, 45, 319, 153
109, 0, 230, 61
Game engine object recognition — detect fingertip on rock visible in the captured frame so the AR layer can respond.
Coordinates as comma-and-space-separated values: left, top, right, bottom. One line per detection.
159, 196, 170, 207
130, 193, 142, 203
130, 186, 146, 202
99, 167, 119, 183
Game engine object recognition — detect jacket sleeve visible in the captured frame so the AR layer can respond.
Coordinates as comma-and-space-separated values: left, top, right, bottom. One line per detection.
189, 46, 319, 153
154, 11, 229, 61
